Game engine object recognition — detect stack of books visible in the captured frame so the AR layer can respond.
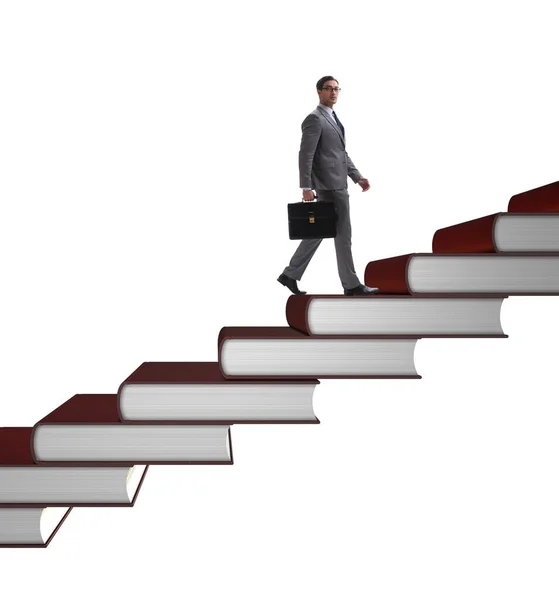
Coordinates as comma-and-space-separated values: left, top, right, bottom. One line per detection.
363, 180, 559, 295
0, 425, 148, 547
1, 178, 558, 548
0, 364, 321, 546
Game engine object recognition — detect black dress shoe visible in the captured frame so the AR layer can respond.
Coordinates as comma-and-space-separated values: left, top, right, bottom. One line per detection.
277, 274, 306, 295
344, 284, 380, 296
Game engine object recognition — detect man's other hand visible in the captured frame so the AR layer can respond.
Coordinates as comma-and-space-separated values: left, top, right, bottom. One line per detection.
302, 190, 316, 202
358, 178, 370, 192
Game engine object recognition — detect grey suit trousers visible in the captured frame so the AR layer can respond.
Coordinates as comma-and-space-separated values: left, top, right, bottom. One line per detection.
283, 189, 360, 290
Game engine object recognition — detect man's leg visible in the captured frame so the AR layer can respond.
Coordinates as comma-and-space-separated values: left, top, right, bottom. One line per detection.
282, 192, 330, 280
282, 237, 322, 280
332, 189, 361, 290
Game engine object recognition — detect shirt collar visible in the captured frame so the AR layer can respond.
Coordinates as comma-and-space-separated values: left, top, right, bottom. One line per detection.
318, 103, 334, 117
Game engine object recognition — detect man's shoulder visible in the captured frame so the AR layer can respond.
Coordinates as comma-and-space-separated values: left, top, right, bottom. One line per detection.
302, 108, 324, 125
309, 106, 326, 118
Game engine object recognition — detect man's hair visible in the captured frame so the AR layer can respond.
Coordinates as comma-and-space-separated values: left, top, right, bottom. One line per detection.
316, 76, 339, 90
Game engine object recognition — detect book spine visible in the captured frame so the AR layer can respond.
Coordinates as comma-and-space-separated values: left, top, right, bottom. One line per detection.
364, 254, 413, 294
508, 181, 559, 212
432, 214, 499, 253
217, 327, 230, 349
285, 295, 312, 334
29, 428, 39, 464
116, 378, 129, 422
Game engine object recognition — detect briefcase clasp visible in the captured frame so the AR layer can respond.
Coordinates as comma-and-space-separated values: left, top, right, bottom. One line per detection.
309, 213, 315, 224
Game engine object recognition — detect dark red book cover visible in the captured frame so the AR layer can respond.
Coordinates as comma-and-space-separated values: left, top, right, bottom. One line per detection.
0, 428, 35, 466
36, 394, 121, 426
432, 213, 501, 253
364, 254, 414, 294
508, 180, 559, 212
285, 296, 313, 334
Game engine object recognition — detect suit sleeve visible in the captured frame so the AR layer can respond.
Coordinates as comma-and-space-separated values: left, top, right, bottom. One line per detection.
345, 152, 362, 183
298, 114, 321, 189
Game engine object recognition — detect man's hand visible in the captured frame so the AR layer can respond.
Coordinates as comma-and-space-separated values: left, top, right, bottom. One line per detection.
358, 178, 370, 192
302, 189, 316, 202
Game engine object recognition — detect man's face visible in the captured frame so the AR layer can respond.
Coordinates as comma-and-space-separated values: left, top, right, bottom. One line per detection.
318, 80, 340, 107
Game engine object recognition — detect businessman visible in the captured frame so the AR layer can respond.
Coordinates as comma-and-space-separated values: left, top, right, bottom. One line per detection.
278, 76, 379, 296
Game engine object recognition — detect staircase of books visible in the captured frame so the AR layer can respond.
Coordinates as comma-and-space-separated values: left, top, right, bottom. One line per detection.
2, 180, 559, 547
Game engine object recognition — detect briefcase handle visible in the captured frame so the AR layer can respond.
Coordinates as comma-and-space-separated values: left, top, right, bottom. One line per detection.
301, 192, 318, 202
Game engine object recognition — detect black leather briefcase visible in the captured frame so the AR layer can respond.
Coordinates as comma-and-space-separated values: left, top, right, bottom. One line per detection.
287, 200, 337, 240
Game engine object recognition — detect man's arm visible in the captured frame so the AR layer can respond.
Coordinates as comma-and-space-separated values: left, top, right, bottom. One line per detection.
298, 113, 321, 189
346, 152, 370, 191
345, 152, 362, 183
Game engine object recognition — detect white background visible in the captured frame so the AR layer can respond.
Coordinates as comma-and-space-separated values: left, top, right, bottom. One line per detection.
1, 1, 559, 598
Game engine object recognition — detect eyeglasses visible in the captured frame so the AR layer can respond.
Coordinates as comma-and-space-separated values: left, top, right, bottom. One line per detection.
321, 86, 341, 92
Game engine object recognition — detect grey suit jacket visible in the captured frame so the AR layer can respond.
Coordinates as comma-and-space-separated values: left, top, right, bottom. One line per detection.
298, 104, 362, 190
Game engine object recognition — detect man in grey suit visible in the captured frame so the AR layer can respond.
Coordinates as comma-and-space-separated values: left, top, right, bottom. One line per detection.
278, 76, 380, 296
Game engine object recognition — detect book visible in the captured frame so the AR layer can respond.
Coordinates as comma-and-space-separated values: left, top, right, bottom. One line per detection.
0, 427, 148, 506
31, 394, 233, 465
0, 507, 72, 548
118, 362, 319, 423
364, 253, 559, 295
508, 180, 559, 212
285, 294, 507, 337
218, 326, 420, 379
432, 213, 559, 253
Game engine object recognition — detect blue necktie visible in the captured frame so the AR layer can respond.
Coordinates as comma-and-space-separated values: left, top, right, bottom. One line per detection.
332, 111, 345, 137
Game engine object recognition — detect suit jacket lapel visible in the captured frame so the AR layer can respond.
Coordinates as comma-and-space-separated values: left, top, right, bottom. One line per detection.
316, 105, 345, 145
